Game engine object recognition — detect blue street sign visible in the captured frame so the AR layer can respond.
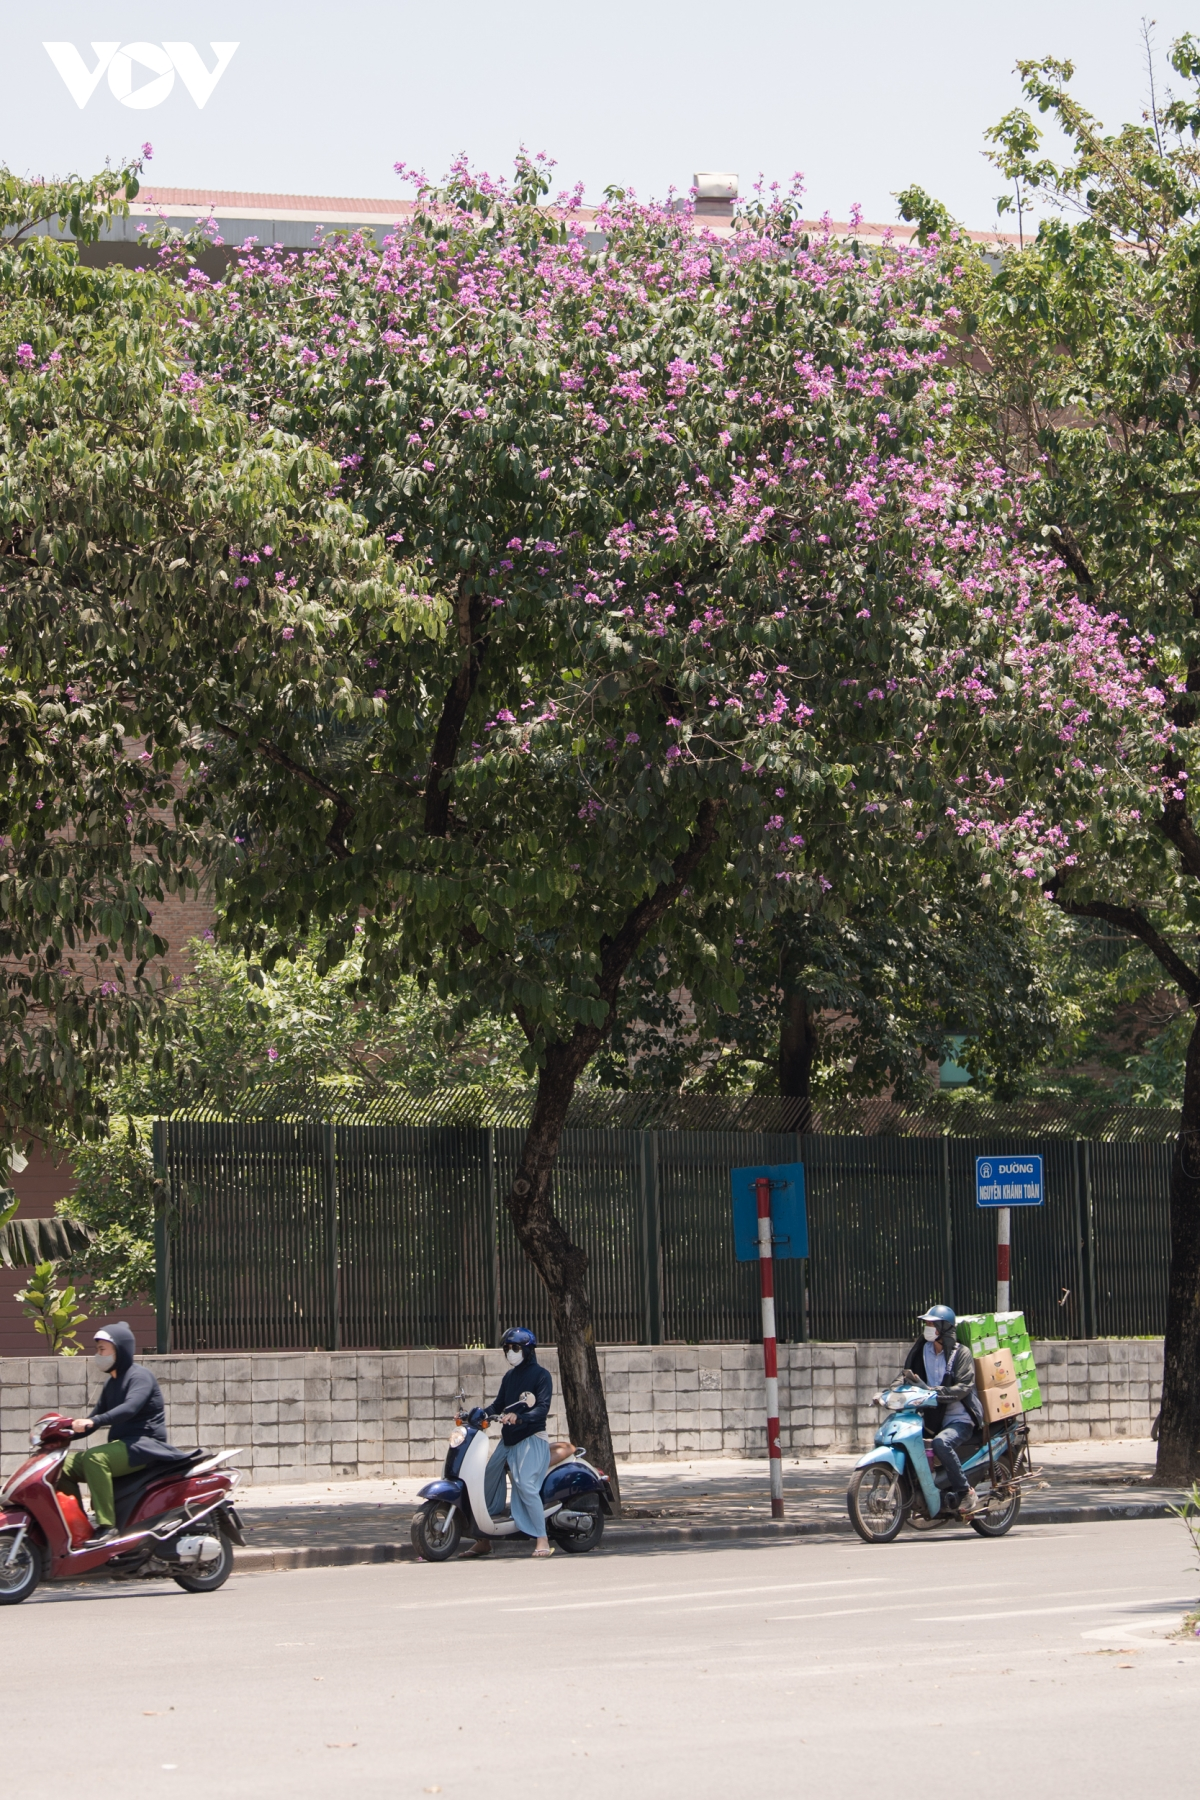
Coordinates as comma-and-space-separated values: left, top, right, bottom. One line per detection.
976, 1155, 1044, 1207
730, 1163, 808, 1262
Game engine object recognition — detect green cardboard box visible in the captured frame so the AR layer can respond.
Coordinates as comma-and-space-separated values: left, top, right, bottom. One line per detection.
1017, 1374, 1043, 1412
995, 1311, 1028, 1342
1012, 1347, 1038, 1380
957, 1313, 999, 1354
1001, 1332, 1032, 1361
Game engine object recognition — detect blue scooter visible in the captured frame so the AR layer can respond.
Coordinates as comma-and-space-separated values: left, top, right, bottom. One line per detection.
848, 1369, 1031, 1543
411, 1402, 614, 1561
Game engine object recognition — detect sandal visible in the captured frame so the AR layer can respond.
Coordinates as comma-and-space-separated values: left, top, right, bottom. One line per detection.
461, 1539, 493, 1558
531, 1545, 555, 1558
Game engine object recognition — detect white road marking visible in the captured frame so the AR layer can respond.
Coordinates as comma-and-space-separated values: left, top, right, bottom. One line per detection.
918, 1594, 1194, 1623
502, 1577, 889, 1614
675, 1580, 1011, 1616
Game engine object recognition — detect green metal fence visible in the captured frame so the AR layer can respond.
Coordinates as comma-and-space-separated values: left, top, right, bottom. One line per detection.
153, 1122, 1174, 1352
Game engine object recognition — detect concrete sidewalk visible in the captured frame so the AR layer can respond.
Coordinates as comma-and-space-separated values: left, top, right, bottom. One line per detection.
229, 1438, 1192, 1569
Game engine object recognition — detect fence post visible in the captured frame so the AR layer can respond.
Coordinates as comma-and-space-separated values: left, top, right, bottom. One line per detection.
1072, 1141, 1086, 1340
1082, 1140, 1098, 1338
323, 1123, 340, 1353
152, 1120, 171, 1355
942, 1137, 954, 1311
639, 1132, 663, 1345
793, 1130, 809, 1342
484, 1128, 501, 1348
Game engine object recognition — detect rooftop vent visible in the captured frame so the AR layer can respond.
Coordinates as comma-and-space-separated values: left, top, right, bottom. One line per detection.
693, 171, 738, 218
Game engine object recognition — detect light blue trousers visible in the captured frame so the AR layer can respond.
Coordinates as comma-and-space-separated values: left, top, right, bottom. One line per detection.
484, 1434, 550, 1537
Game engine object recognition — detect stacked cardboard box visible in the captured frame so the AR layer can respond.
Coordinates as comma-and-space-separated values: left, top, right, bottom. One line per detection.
995, 1311, 1041, 1410
956, 1312, 999, 1354
958, 1309, 1042, 1413
972, 1342, 1022, 1423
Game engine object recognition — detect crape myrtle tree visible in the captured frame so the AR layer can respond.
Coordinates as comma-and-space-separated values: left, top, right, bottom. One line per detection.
0, 158, 427, 1147
899, 36, 1200, 1481
147, 160, 1168, 1483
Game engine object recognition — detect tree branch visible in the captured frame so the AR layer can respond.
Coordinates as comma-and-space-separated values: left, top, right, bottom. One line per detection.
1160, 788, 1200, 880
1051, 889, 1200, 1006
211, 721, 356, 859
424, 587, 488, 836
595, 797, 723, 1015
1045, 522, 1096, 591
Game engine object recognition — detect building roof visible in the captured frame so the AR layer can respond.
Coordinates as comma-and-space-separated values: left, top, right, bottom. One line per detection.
32, 185, 1020, 256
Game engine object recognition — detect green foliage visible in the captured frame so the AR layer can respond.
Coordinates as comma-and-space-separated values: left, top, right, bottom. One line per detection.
0, 167, 438, 1143
0, 152, 144, 246
62, 1117, 156, 1308
903, 38, 1200, 1119
1169, 1483, 1200, 1575
14, 1260, 87, 1355
597, 875, 1057, 1100
108, 934, 531, 1117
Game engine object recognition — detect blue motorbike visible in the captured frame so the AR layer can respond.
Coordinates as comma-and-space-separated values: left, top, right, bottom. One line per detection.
848, 1369, 1031, 1544
411, 1403, 614, 1561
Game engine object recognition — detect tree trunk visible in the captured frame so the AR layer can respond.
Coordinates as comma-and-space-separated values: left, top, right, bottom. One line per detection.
504, 1042, 622, 1508
1156, 1008, 1200, 1484
778, 983, 814, 1132
496, 799, 721, 1516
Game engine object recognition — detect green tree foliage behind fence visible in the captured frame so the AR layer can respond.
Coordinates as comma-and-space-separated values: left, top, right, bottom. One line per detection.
155, 1122, 1171, 1352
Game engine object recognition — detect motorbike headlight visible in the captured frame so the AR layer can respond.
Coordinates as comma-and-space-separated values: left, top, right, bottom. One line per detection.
448, 1426, 467, 1448
885, 1391, 908, 1411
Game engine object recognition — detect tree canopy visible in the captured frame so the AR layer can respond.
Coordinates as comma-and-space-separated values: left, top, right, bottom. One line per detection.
900, 33, 1200, 1479
0, 163, 433, 1144
146, 161, 1166, 1470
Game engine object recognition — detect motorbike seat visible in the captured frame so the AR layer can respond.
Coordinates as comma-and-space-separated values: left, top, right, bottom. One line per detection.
111, 1451, 207, 1531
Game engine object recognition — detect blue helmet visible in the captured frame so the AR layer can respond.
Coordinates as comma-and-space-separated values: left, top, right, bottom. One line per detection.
501, 1326, 537, 1359
919, 1304, 956, 1337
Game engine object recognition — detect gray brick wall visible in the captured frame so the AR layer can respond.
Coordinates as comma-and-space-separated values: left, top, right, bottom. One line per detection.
0, 1339, 1163, 1483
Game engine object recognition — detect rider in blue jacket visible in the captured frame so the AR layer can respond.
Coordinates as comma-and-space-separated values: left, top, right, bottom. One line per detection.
465, 1327, 554, 1559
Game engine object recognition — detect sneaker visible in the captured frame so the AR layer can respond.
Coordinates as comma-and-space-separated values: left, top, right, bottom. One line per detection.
957, 1488, 981, 1517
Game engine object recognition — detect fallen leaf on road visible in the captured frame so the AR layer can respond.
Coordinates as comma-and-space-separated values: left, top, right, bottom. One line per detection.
326, 1742, 357, 1749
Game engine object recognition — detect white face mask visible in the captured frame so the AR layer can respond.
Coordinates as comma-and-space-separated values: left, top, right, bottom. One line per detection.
923, 1326, 940, 1343
505, 1346, 525, 1367
95, 1349, 116, 1371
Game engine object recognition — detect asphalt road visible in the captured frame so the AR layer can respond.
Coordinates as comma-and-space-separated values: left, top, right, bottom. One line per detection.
10, 1519, 1198, 1797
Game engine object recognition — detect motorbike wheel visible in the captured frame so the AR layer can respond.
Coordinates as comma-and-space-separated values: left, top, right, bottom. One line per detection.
970, 1458, 1022, 1538
847, 1465, 907, 1544
171, 1530, 234, 1593
411, 1503, 462, 1562
549, 1499, 604, 1554
0, 1531, 42, 1605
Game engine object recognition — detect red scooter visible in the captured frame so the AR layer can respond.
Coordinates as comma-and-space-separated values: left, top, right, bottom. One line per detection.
0, 1412, 246, 1604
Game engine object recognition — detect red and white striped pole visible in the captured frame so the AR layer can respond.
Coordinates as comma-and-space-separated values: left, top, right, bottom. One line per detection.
756, 1175, 784, 1519
996, 1206, 1011, 1313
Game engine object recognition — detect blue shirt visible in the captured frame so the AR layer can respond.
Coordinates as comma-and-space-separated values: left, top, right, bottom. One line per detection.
924, 1342, 970, 1426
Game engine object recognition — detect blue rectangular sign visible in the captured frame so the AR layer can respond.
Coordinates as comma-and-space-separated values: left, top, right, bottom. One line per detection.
730, 1163, 808, 1262
976, 1155, 1044, 1207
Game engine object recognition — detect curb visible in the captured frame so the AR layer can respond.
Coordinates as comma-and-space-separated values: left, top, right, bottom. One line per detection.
235, 1497, 1177, 1572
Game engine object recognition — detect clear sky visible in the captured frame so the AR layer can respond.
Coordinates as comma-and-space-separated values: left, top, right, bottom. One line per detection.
8, 2, 1199, 228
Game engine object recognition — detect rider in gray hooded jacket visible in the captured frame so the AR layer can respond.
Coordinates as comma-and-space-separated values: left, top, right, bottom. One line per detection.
60, 1323, 188, 1541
